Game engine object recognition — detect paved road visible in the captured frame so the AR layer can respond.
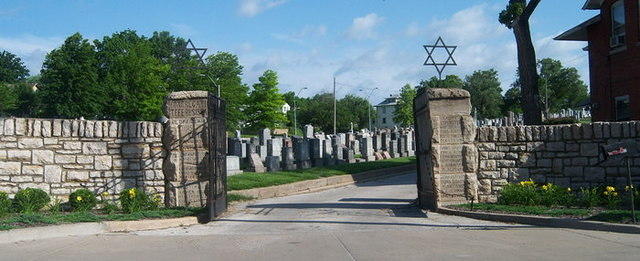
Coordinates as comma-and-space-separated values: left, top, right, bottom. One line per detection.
1, 173, 640, 260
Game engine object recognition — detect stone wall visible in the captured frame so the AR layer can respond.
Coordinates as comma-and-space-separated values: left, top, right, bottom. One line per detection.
0, 118, 164, 200
475, 121, 640, 202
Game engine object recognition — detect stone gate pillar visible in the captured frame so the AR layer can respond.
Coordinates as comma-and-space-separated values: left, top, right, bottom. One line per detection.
162, 91, 220, 208
414, 88, 478, 210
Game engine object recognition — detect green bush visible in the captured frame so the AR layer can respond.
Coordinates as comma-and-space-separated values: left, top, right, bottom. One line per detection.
576, 187, 601, 208
69, 189, 98, 212
0, 192, 12, 216
13, 188, 50, 213
119, 188, 158, 213
539, 183, 574, 207
543, 117, 579, 125
498, 181, 540, 206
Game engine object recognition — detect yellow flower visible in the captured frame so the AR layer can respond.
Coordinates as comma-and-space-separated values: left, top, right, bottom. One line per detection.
626, 185, 635, 191
603, 191, 609, 196
542, 185, 549, 191
567, 188, 572, 192
613, 192, 619, 197
101, 191, 109, 197
76, 196, 83, 201
606, 186, 615, 192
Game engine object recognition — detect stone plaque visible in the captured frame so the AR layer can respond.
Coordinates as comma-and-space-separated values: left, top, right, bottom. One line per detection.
437, 145, 464, 173
438, 116, 464, 144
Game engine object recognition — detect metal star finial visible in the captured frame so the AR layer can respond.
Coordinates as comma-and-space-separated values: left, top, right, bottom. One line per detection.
423, 36, 457, 80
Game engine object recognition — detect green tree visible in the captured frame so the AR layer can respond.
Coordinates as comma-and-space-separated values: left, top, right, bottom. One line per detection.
499, 0, 543, 125
537, 58, 588, 113
0, 50, 29, 83
337, 94, 372, 131
149, 31, 208, 93
11, 83, 36, 117
502, 85, 522, 114
38, 33, 105, 119
463, 69, 504, 119
297, 93, 333, 133
393, 84, 417, 127
418, 75, 464, 89
205, 52, 250, 131
95, 30, 168, 121
0, 84, 18, 115
246, 70, 287, 130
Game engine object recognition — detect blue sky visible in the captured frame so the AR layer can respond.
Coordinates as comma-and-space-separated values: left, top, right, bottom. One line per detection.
0, 0, 596, 104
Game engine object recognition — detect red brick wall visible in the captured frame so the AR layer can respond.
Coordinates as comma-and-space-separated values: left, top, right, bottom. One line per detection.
587, 0, 640, 121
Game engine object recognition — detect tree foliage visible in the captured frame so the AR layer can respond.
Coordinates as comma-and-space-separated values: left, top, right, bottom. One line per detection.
94, 30, 168, 121
205, 52, 249, 130
0, 84, 18, 115
245, 70, 287, 130
418, 75, 463, 89
0, 50, 29, 83
537, 58, 588, 113
502, 85, 522, 115
38, 33, 105, 119
463, 69, 504, 119
393, 84, 416, 127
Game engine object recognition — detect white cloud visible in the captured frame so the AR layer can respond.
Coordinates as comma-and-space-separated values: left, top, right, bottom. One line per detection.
0, 35, 63, 75
169, 23, 198, 37
272, 25, 327, 43
237, 0, 287, 17
346, 13, 384, 40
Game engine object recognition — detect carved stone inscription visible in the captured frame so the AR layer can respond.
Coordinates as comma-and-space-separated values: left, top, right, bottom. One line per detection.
438, 116, 463, 144
438, 145, 464, 173
435, 174, 466, 202
165, 98, 208, 118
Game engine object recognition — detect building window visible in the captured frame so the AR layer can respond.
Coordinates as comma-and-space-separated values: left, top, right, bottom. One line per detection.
611, 0, 625, 47
382, 118, 387, 124
382, 107, 387, 114
615, 95, 631, 121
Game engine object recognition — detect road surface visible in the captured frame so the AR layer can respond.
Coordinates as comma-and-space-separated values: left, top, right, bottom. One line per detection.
1, 172, 639, 260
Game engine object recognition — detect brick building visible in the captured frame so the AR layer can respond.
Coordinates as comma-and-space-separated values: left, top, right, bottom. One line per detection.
556, 0, 640, 121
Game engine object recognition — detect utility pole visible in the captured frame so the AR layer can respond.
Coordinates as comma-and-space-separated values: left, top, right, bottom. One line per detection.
294, 87, 307, 136
333, 77, 337, 135
359, 87, 378, 131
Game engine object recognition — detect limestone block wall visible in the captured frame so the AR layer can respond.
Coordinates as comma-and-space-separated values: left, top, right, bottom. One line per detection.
475, 121, 640, 202
0, 118, 164, 199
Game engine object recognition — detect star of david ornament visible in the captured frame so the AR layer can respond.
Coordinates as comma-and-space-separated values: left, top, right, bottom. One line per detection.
423, 36, 457, 80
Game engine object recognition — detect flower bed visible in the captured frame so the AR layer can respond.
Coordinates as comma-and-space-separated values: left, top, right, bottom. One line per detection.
452, 181, 640, 224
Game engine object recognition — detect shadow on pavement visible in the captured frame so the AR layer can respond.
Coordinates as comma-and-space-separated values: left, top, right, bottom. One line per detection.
339, 198, 414, 203
215, 218, 533, 230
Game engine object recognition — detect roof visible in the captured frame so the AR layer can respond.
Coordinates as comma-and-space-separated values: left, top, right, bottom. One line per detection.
582, 0, 603, 10
375, 96, 399, 107
554, 15, 600, 41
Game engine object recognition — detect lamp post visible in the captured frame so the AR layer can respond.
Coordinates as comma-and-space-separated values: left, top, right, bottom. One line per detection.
199, 74, 220, 97
294, 87, 308, 136
359, 87, 378, 131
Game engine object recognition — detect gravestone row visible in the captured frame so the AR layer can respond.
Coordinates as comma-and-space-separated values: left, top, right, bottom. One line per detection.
227, 125, 416, 173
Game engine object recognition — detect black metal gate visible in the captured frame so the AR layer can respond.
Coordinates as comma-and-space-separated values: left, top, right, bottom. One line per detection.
207, 95, 227, 220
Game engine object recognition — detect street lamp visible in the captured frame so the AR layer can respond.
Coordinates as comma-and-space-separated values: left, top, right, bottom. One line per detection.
359, 87, 378, 131
199, 74, 220, 97
294, 87, 308, 136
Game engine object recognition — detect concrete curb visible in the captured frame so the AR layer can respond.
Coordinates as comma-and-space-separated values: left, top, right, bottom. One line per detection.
232, 164, 417, 200
0, 216, 199, 244
437, 207, 640, 234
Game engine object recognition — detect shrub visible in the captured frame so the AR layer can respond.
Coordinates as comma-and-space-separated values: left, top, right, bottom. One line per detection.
69, 189, 98, 212
543, 117, 579, 125
0, 192, 11, 216
576, 187, 601, 208
539, 183, 574, 207
498, 181, 540, 206
13, 188, 50, 213
119, 188, 158, 213
602, 186, 622, 209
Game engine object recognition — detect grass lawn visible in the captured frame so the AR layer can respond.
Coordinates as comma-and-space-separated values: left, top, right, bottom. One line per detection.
453, 203, 640, 224
228, 157, 416, 191
0, 193, 255, 231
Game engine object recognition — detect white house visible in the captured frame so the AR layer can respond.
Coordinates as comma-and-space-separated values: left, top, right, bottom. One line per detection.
282, 103, 291, 114
375, 95, 399, 129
